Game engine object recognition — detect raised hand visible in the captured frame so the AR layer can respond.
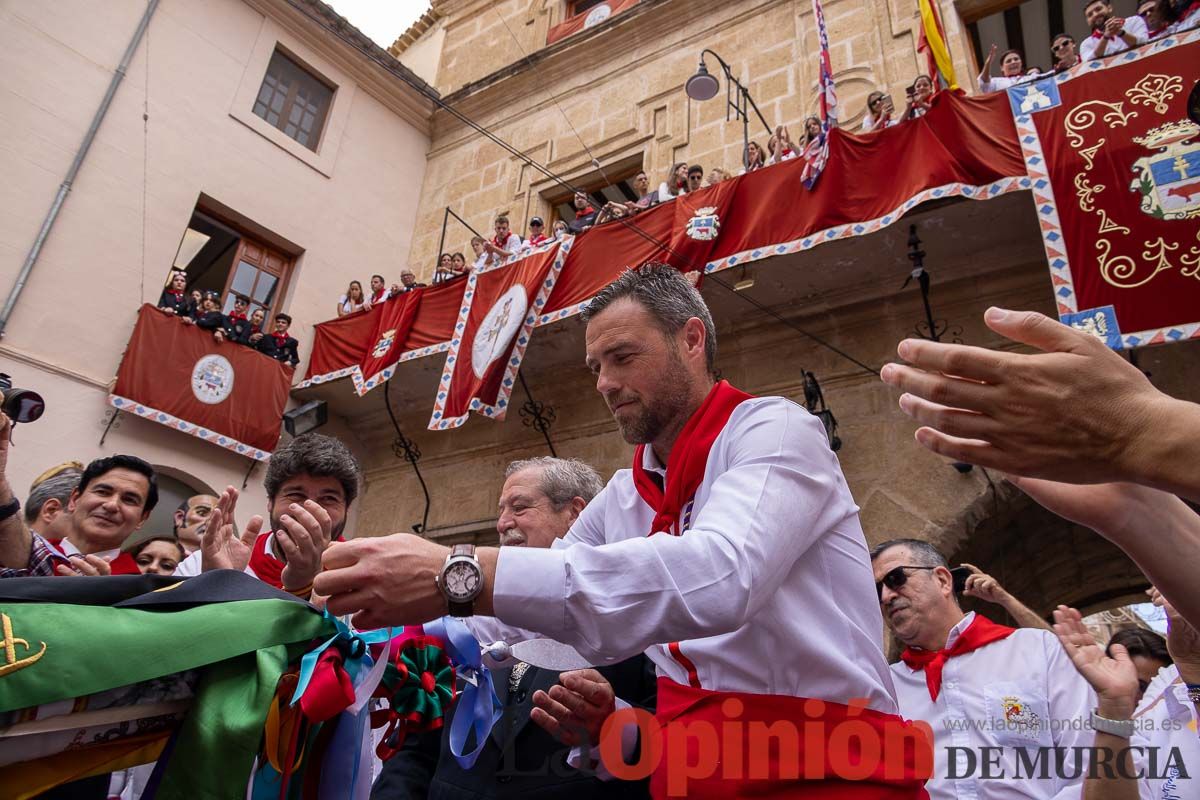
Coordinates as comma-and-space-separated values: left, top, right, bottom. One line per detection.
200, 486, 263, 573
276, 499, 333, 592
1052, 605, 1138, 718
960, 563, 1007, 604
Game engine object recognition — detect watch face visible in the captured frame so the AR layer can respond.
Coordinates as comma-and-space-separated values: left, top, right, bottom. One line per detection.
444, 561, 481, 601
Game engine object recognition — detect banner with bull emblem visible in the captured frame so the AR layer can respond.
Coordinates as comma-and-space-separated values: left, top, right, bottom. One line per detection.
1011, 31, 1200, 348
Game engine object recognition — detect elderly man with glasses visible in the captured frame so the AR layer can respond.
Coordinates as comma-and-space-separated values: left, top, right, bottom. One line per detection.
871, 538, 1095, 800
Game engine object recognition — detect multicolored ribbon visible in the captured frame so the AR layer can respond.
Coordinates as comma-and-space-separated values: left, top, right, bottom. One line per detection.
424, 617, 503, 770
371, 633, 457, 760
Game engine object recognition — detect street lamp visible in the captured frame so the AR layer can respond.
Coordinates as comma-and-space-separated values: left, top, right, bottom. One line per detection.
685, 49, 774, 169
802, 371, 842, 452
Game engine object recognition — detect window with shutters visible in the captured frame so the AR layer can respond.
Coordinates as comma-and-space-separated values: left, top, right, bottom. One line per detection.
252, 49, 334, 151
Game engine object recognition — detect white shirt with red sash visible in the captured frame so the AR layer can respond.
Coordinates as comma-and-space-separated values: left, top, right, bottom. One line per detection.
1079, 15, 1149, 60
478, 392, 921, 795
891, 612, 1095, 800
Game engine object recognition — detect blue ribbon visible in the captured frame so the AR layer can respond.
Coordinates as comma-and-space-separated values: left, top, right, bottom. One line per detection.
425, 616, 503, 769
291, 610, 393, 708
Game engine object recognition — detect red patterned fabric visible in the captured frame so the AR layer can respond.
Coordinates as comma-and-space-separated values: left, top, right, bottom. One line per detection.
651, 677, 931, 799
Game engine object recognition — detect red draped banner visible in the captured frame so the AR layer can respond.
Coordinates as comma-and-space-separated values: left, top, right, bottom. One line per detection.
429, 243, 565, 429
109, 305, 291, 460
1012, 32, 1200, 347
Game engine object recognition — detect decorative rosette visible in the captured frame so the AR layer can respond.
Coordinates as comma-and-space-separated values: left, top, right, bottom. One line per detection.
370, 633, 457, 760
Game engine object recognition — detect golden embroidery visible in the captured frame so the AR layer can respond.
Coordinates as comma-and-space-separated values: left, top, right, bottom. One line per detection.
1075, 174, 1104, 212
1098, 238, 1168, 289
1125, 74, 1184, 115
1064, 101, 1134, 149
0, 612, 47, 677
1181, 231, 1200, 278
1078, 143, 1103, 172
1097, 209, 1131, 235
1142, 237, 1180, 276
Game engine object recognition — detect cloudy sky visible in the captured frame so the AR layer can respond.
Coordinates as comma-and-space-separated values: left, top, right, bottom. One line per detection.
326, 0, 429, 48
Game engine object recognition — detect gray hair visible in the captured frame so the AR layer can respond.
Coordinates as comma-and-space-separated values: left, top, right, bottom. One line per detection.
505, 457, 603, 509
580, 262, 716, 372
25, 469, 82, 524
265, 433, 360, 506
869, 538, 948, 568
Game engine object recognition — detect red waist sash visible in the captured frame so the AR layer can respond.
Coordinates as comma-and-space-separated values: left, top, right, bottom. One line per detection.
649, 677, 931, 799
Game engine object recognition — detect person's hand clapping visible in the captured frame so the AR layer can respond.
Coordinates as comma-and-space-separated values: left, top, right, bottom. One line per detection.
531, 669, 618, 747
56, 554, 112, 577
1052, 605, 1139, 719
200, 486, 262, 573
276, 499, 333, 593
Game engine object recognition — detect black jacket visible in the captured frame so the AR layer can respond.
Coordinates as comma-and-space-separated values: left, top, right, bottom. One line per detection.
194, 310, 231, 336
256, 332, 300, 367
157, 289, 190, 315
371, 655, 656, 800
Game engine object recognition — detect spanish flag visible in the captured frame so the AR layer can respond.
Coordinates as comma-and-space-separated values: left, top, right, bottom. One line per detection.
917, 0, 958, 90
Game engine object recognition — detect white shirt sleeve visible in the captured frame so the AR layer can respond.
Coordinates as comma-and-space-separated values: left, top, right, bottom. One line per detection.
491, 402, 847, 663
1122, 14, 1149, 44
172, 549, 202, 577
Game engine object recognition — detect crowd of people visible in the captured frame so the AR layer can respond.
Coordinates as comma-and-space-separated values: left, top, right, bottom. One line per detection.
5, 258, 1200, 797
156, 269, 300, 367
971, 0, 1200, 96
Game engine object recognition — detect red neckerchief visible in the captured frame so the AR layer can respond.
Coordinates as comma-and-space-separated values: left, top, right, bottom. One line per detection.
45, 538, 141, 576
492, 234, 510, 250
247, 531, 283, 588
168, 290, 184, 301
631, 381, 754, 535
250, 325, 261, 335
575, 206, 596, 219
371, 289, 387, 304
272, 331, 289, 346
528, 233, 549, 246
900, 615, 1016, 701
229, 311, 247, 322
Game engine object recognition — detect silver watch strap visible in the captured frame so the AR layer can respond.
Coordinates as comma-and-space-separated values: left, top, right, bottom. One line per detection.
1090, 710, 1134, 738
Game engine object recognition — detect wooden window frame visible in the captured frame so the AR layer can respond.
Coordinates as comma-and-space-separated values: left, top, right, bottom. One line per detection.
252, 48, 335, 152
220, 237, 293, 324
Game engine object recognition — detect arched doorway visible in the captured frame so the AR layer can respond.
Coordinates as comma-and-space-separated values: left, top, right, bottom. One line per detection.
938, 479, 1150, 625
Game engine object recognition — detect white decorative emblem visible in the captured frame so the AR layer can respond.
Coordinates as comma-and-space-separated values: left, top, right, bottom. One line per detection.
191, 355, 234, 405
583, 3, 612, 28
372, 329, 397, 359
685, 207, 721, 241
471, 285, 528, 380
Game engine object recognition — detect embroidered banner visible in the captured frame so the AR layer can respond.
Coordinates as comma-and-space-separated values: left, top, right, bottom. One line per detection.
429, 242, 567, 430
1012, 31, 1200, 347
109, 305, 291, 460
354, 288, 424, 395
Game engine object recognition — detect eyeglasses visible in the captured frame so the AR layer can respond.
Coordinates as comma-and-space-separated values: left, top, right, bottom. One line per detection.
869, 98, 882, 107
876, 565, 938, 600
1052, 41, 1070, 50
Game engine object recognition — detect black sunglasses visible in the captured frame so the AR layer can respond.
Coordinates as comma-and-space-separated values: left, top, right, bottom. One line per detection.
876, 565, 937, 600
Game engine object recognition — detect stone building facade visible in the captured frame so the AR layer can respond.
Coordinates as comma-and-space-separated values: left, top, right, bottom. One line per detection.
293, 0, 1197, 627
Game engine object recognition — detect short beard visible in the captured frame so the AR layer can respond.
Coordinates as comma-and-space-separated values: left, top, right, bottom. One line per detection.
614, 347, 693, 444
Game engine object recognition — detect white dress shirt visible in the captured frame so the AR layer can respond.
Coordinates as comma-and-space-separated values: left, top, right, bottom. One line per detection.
484, 396, 900, 714
1080, 15, 1149, 60
977, 74, 1023, 94
1131, 664, 1200, 799
890, 612, 1096, 800
173, 548, 202, 576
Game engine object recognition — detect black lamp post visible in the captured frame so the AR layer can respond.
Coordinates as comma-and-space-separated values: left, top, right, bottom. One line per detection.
903, 224, 962, 343
802, 371, 842, 452
685, 49, 774, 169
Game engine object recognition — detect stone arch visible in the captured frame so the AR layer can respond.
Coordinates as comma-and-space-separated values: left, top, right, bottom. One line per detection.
928, 475, 1149, 624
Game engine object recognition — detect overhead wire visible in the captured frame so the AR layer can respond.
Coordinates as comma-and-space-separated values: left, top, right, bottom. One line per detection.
287, 0, 881, 377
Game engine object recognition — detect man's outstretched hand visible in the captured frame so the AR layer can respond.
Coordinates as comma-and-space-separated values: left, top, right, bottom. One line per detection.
880, 307, 1194, 496
316, 534, 457, 629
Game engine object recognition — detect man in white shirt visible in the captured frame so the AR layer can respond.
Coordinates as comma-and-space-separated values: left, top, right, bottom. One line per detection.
1080, 1, 1149, 60
318, 263, 927, 798
872, 538, 1095, 800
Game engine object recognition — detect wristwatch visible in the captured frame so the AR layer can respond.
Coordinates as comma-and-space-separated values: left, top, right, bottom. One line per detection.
0, 496, 19, 522
1090, 709, 1134, 738
437, 544, 483, 617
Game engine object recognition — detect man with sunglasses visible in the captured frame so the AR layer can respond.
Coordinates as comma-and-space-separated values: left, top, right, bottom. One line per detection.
1050, 33, 1081, 72
872, 539, 1094, 799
